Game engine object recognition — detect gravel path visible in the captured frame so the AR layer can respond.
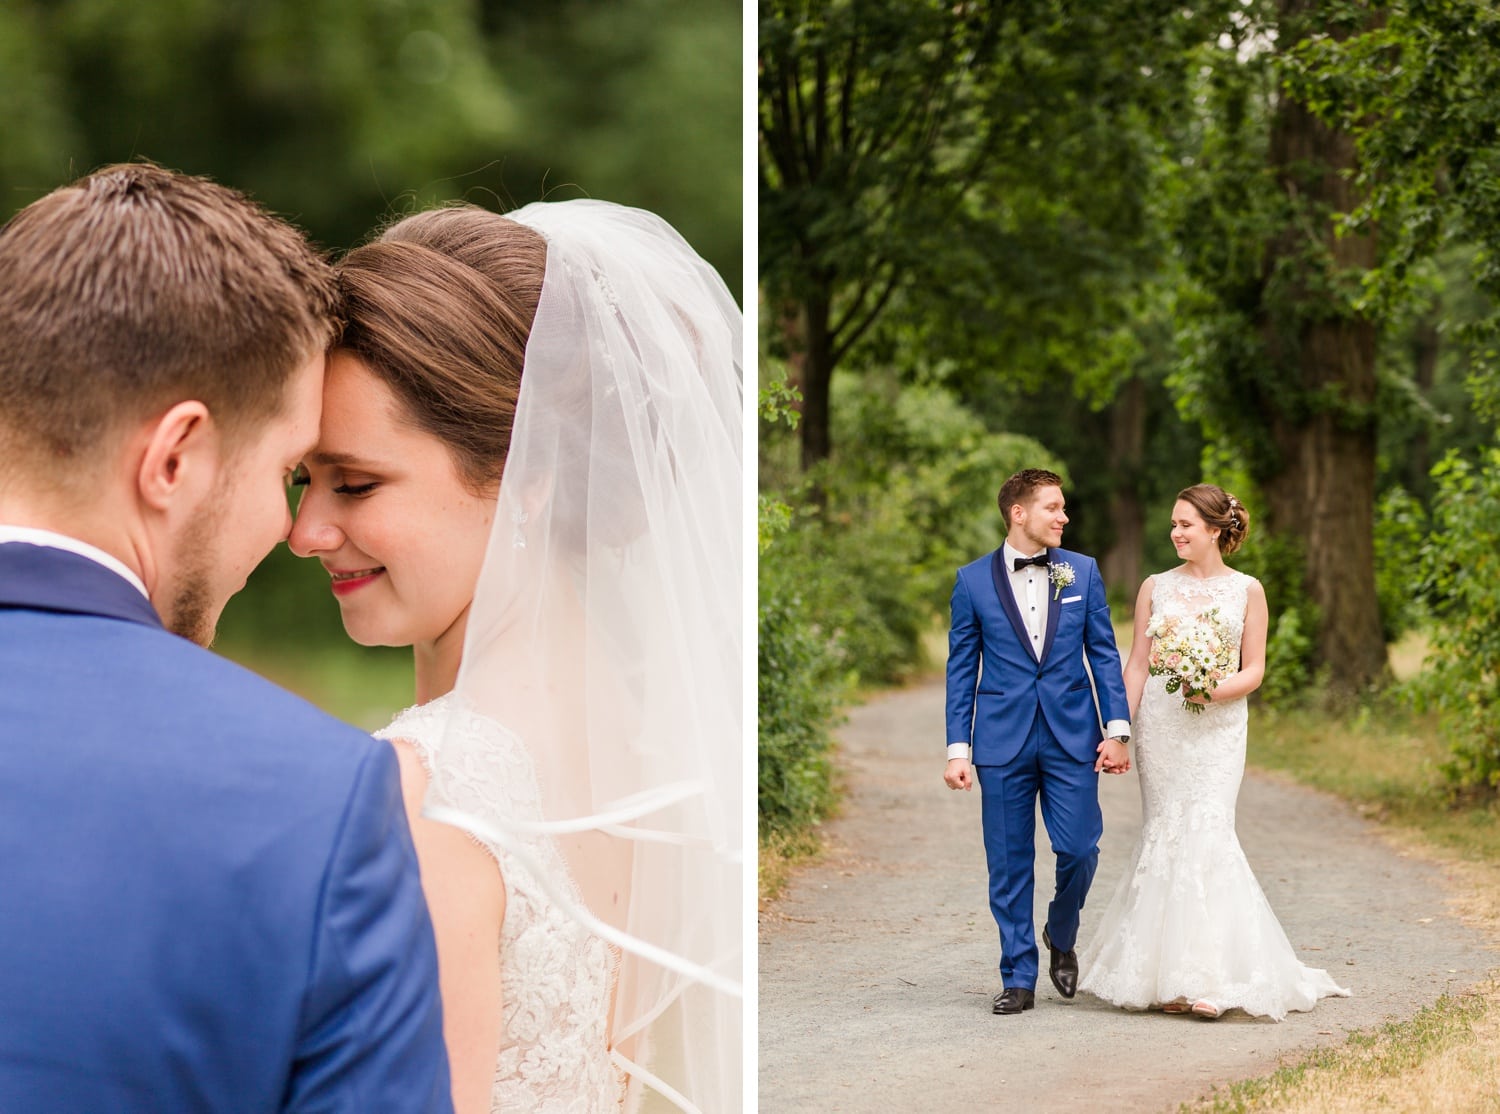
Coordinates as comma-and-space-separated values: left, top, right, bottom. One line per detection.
758, 680, 1496, 1112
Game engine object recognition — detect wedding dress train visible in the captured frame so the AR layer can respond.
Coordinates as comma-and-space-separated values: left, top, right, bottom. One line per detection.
1077, 569, 1350, 1019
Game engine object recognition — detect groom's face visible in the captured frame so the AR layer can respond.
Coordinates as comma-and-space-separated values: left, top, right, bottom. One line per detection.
160, 352, 325, 645
1015, 484, 1068, 551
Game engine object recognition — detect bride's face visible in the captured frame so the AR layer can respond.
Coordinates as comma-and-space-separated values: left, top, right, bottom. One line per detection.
287, 351, 496, 649
1169, 500, 1218, 563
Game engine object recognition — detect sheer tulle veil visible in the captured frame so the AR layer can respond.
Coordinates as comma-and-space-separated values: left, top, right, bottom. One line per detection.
420, 199, 743, 1112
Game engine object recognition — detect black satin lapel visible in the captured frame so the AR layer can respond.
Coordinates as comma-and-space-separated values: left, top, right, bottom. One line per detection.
1040, 548, 1063, 662
989, 549, 1034, 658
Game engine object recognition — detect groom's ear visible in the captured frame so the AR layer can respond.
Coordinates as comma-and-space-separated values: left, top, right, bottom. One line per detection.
136, 400, 222, 513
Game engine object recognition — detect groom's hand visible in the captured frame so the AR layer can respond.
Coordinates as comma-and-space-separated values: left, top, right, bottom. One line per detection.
1095, 737, 1130, 775
944, 757, 973, 791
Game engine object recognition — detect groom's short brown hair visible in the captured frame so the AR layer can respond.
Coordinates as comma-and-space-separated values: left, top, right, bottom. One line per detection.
997, 468, 1064, 527
0, 163, 338, 488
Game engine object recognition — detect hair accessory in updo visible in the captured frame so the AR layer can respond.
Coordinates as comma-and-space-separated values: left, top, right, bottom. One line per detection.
1177, 482, 1250, 555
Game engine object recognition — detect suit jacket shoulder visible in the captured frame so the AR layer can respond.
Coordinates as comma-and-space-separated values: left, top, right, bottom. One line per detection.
1048, 546, 1097, 573
0, 607, 451, 1112
957, 550, 997, 583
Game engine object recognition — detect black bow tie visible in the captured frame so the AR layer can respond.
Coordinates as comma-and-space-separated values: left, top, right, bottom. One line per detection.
1013, 553, 1049, 572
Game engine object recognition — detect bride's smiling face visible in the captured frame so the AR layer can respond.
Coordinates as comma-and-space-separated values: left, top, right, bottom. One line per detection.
287, 350, 496, 648
1169, 499, 1219, 563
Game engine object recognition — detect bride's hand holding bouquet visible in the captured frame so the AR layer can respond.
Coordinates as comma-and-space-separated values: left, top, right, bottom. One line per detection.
1146, 608, 1234, 714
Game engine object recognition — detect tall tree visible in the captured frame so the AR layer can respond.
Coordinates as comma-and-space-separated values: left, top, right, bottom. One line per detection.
759, 0, 1003, 467
760, 0, 1236, 473
1261, 0, 1386, 687
1290, 0, 1500, 425
1171, 2, 1391, 692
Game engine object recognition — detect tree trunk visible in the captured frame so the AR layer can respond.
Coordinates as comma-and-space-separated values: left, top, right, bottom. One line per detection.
1101, 375, 1145, 597
1261, 332, 1388, 693
798, 288, 835, 470
1261, 25, 1388, 694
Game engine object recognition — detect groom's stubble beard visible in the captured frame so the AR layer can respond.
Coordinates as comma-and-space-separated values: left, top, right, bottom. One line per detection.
1019, 517, 1057, 554
162, 488, 230, 649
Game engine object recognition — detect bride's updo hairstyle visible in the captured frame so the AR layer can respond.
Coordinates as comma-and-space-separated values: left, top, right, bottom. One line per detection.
335, 206, 547, 494
1178, 483, 1251, 555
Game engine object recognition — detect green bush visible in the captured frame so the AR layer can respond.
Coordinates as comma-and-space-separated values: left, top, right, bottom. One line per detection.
785, 372, 1068, 684
757, 370, 846, 839
1228, 525, 1318, 706
756, 366, 1066, 837
1258, 606, 1316, 707
1412, 449, 1500, 794
757, 566, 845, 838
1373, 485, 1428, 644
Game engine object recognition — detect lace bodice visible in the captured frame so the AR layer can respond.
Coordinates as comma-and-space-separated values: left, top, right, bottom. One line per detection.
1132, 567, 1252, 848
1148, 567, 1250, 650
376, 695, 624, 1113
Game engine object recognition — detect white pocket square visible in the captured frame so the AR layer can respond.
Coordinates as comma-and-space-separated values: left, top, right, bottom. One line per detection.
1061, 595, 1082, 604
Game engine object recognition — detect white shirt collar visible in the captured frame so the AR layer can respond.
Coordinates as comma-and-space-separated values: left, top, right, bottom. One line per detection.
1002, 541, 1048, 572
0, 525, 149, 599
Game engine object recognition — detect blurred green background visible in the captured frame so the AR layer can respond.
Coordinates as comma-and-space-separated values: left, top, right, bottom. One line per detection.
757, 0, 1500, 850
0, 0, 741, 727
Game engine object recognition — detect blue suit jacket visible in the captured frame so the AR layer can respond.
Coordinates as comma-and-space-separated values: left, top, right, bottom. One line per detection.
0, 543, 453, 1113
945, 546, 1128, 766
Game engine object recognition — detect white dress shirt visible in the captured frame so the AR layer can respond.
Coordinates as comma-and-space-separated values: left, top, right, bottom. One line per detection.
1005, 541, 1051, 660
0, 524, 149, 599
948, 543, 1130, 762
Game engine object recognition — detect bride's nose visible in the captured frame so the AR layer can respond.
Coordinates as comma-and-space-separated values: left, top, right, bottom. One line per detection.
287, 498, 343, 558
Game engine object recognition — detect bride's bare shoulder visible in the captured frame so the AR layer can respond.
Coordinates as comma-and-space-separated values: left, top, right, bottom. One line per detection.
386, 736, 432, 802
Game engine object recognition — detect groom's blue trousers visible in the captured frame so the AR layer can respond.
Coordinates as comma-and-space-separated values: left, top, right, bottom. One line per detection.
975, 712, 1103, 991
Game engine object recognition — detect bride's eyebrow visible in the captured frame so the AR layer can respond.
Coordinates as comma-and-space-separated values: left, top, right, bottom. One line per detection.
308, 450, 377, 467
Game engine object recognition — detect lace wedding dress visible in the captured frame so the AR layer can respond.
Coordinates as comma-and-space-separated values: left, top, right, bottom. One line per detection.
1077, 569, 1350, 1019
377, 695, 625, 1112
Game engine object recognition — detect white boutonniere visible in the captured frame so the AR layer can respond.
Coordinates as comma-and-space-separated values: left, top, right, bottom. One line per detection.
1049, 561, 1076, 601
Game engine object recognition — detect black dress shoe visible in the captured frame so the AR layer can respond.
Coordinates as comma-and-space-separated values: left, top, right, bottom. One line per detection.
1042, 926, 1078, 999
992, 987, 1035, 1015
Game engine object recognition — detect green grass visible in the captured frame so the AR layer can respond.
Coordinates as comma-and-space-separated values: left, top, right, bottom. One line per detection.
759, 825, 833, 906
1182, 988, 1494, 1112
1249, 701, 1500, 866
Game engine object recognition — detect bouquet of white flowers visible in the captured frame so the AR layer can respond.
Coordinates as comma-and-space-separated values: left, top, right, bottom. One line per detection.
1146, 608, 1234, 714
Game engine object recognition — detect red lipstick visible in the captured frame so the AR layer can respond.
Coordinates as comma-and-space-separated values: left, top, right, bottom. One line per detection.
328, 568, 384, 597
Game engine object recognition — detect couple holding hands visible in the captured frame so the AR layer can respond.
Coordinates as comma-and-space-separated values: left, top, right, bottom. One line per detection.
945, 469, 1348, 1020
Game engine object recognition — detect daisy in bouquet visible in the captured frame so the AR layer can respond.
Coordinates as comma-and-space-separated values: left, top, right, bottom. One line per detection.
1146, 608, 1234, 714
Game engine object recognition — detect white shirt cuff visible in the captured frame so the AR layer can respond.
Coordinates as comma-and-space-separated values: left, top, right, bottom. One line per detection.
946, 743, 972, 761
1105, 719, 1131, 741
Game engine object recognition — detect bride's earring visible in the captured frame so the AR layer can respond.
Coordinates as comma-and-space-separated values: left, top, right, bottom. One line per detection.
512, 507, 529, 550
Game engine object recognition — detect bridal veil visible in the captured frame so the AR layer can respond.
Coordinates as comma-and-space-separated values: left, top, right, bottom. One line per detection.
420, 199, 743, 1112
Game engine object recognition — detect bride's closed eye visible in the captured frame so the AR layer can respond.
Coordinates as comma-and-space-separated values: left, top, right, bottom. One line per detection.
288, 464, 379, 498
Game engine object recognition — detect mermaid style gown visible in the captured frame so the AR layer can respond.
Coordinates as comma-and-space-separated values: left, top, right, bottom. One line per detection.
1077, 569, 1350, 1019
